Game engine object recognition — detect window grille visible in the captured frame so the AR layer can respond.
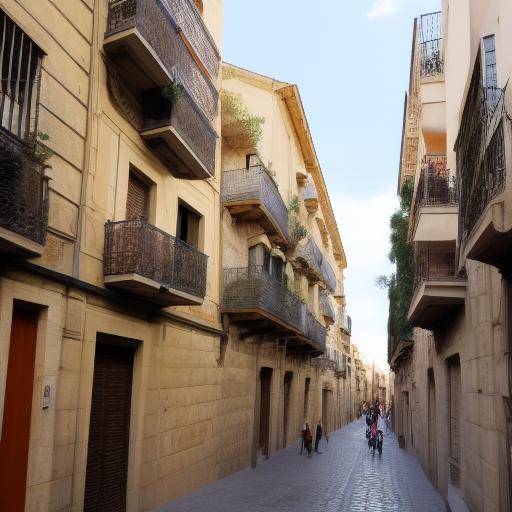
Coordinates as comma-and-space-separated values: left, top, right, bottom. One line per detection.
0, 11, 43, 140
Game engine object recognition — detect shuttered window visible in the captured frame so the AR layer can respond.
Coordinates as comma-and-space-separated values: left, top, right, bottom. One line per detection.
126, 171, 149, 221
0, 11, 43, 140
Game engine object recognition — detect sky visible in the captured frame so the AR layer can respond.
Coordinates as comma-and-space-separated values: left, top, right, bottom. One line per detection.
222, 0, 440, 370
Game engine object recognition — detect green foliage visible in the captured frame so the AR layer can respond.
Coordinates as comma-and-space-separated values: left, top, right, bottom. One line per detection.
161, 81, 183, 105
376, 180, 414, 341
288, 195, 308, 244
26, 131, 53, 165
221, 90, 265, 148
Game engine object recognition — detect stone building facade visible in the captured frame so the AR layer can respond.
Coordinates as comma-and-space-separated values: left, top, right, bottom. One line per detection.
0, 1, 363, 511
390, 2, 512, 511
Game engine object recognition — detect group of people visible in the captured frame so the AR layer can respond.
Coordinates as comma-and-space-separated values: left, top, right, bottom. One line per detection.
300, 420, 325, 457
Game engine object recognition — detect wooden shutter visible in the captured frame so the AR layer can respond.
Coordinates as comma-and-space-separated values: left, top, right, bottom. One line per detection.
126, 172, 149, 221
84, 343, 134, 512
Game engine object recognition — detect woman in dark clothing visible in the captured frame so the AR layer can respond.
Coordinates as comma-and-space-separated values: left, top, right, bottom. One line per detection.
305, 423, 313, 457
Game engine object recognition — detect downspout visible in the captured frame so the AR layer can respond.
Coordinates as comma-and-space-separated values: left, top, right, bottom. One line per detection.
73, 0, 100, 277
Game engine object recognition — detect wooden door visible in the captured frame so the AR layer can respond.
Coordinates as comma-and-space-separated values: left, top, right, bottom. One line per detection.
0, 305, 39, 512
259, 368, 272, 457
84, 342, 135, 512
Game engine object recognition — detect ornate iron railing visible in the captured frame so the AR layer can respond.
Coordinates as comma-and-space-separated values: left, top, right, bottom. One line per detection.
220, 165, 289, 241
295, 236, 336, 292
457, 65, 508, 246
419, 11, 443, 78
339, 309, 352, 335
319, 290, 335, 321
222, 266, 326, 352
105, 0, 218, 121
162, 0, 220, 79
411, 156, 456, 224
104, 220, 208, 298
142, 86, 216, 176
413, 245, 460, 290
0, 132, 48, 245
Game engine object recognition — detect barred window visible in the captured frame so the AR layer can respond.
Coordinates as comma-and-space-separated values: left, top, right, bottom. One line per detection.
0, 11, 43, 140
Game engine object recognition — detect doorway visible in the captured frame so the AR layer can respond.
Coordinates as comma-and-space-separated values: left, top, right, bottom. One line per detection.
84, 338, 136, 512
282, 371, 293, 448
322, 388, 329, 437
0, 304, 39, 512
428, 368, 438, 486
448, 355, 461, 488
258, 367, 272, 458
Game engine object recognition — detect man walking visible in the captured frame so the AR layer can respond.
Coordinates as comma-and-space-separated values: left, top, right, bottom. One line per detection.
315, 420, 323, 453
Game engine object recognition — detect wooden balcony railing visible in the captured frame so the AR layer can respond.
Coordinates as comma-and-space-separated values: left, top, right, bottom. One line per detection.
104, 220, 207, 301
222, 266, 326, 353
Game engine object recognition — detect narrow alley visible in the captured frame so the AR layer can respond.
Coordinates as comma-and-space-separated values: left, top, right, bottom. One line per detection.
154, 419, 446, 512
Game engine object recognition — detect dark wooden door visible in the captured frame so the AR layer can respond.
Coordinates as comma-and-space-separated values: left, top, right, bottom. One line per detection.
259, 367, 272, 456
0, 306, 39, 512
84, 342, 135, 512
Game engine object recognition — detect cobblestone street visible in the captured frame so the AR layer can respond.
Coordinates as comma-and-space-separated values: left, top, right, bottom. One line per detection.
154, 418, 446, 512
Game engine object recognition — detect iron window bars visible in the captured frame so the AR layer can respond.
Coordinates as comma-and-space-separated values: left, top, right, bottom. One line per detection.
104, 220, 208, 299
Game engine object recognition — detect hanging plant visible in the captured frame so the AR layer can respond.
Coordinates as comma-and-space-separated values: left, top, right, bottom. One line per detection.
26, 131, 54, 165
288, 195, 308, 244
161, 81, 183, 106
221, 90, 265, 149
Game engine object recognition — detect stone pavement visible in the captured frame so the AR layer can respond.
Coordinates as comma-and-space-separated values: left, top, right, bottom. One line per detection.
154, 418, 446, 512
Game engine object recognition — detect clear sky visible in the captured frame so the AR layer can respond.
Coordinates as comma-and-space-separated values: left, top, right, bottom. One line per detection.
222, 0, 440, 369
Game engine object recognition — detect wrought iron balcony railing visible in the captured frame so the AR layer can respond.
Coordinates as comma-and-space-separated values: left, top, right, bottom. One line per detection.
320, 290, 336, 321
104, 220, 207, 300
419, 11, 444, 78
105, 0, 218, 121
458, 83, 507, 246
222, 266, 326, 353
411, 156, 456, 223
0, 132, 48, 246
339, 310, 352, 335
163, 0, 220, 79
141, 86, 216, 177
295, 236, 336, 292
220, 165, 289, 244
413, 245, 460, 291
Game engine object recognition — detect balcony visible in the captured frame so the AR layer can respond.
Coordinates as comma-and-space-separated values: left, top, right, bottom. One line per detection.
419, 12, 446, 153
339, 309, 352, 336
0, 133, 48, 256
103, 220, 207, 306
140, 87, 217, 179
458, 81, 512, 270
408, 245, 466, 330
320, 290, 335, 325
303, 176, 318, 214
104, 0, 218, 179
222, 266, 326, 355
220, 165, 289, 246
294, 236, 336, 292
411, 156, 458, 243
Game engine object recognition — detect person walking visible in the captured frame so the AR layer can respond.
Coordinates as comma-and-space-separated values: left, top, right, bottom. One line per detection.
305, 423, 313, 457
315, 420, 323, 453
300, 422, 307, 455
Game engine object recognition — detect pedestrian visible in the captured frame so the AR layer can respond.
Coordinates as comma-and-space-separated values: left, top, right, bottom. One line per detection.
315, 420, 323, 453
305, 423, 313, 457
300, 421, 307, 455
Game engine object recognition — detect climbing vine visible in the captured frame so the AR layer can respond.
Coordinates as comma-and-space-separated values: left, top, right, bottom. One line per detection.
288, 195, 308, 245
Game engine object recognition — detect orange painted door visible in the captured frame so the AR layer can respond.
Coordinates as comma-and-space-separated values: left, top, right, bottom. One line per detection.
0, 306, 39, 512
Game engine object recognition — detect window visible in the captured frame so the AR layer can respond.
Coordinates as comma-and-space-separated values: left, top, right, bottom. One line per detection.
177, 202, 202, 249
483, 35, 497, 88
126, 171, 150, 221
248, 244, 270, 272
0, 11, 43, 140
270, 256, 284, 283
